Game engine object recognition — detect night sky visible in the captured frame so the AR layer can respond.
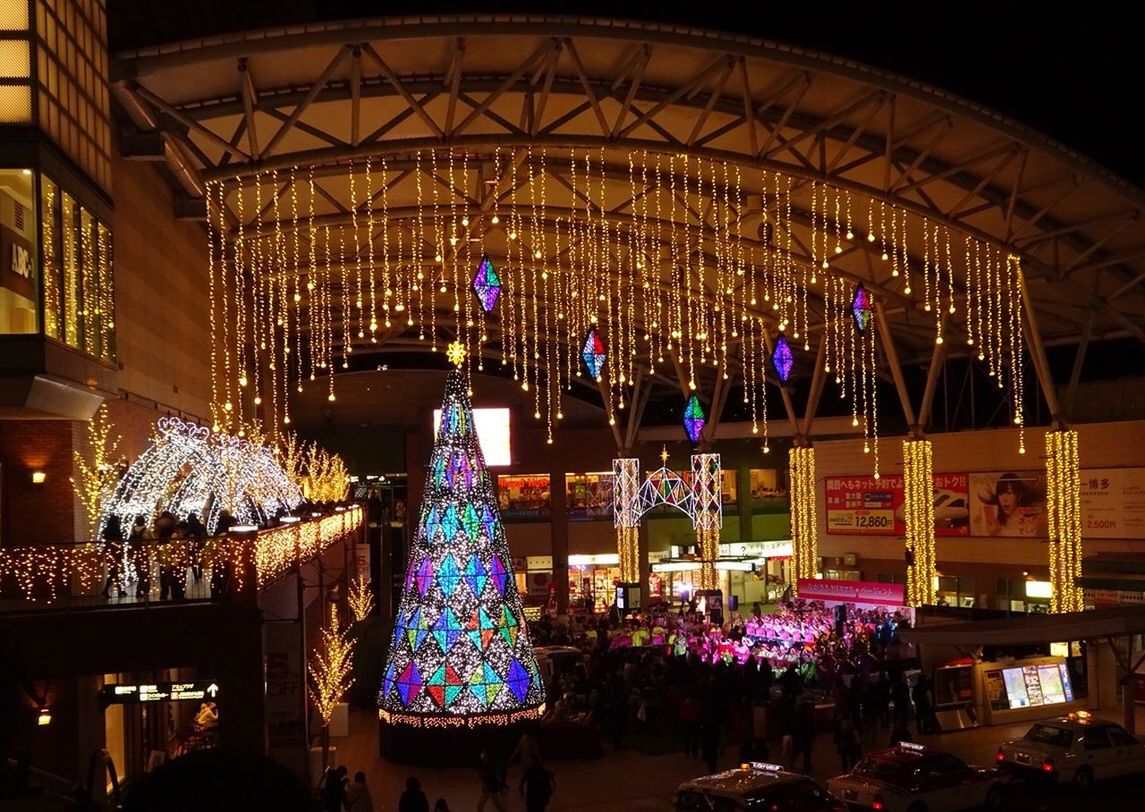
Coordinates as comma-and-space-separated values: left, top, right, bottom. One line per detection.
108, 1, 1144, 189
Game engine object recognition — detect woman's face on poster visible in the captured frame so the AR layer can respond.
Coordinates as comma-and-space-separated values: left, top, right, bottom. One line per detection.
998, 486, 1019, 515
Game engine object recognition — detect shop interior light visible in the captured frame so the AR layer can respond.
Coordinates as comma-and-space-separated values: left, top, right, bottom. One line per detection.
31, 471, 46, 484
651, 561, 702, 573
714, 559, 756, 571
1025, 580, 1052, 599
568, 553, 619, 566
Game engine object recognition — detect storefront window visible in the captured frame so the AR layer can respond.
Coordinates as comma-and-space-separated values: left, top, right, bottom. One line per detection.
568, 554, 621, 613
36, 174, 114, 359
936, 576, 976, 608
721, 469, 737, 510
497, 474, 551, 520
0, 168, 38, 334
566, 472, 613, 520
750, 468, 789, 513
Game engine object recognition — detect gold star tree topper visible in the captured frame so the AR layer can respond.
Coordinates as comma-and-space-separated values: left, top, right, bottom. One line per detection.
446, 340, 467, 367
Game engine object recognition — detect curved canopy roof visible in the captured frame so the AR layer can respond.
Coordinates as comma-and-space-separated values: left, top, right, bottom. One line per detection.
112, 15, 1145, 435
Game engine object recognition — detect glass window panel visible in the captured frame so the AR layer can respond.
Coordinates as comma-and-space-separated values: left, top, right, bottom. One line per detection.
497, 475, 551, 520
566, 473, 614, 520
61, 191, 78, 345
40, 176, 62, 339
1, 1, 30, 28
720, 469, 737, 506
0, 168, 39, 333
80, 207, 96, 353
0, 85, 31, 123
0, 39, 31, 78
96, 220, 113, 359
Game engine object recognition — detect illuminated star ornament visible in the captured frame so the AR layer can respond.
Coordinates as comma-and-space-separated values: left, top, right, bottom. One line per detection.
851, 283, 873, 334
581, 327, 606, 379
446, 341, 467, 367
471, 255, 501, 313
772, 335, 794, 384
682, 395, 706, 445
378, 370, 545, 728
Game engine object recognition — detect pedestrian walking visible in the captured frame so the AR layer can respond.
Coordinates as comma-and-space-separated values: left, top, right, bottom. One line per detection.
476, 750, 507, 812
344, 770, 375, 812
398, 777, 429, 812
519, 764, 556, 812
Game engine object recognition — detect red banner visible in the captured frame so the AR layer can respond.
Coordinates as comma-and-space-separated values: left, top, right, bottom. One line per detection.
797, 578, 906, 608
825, 473, 969, 537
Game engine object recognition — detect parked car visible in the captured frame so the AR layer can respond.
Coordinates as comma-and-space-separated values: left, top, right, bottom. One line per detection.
996, 712, 1145, 789
827, 742, 1008, 811
676, 762, 846, 811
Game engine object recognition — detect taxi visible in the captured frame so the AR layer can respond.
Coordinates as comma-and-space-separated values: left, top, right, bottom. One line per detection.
995, 711, 1145, 789
826, 742, 1008, 812
675, 762, 846, 811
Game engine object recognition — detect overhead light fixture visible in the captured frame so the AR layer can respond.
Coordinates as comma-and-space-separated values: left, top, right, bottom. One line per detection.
714, 559, 756, 572
31, 471, 46, 484
651, 561, 701, 573
38, 708, 52, 726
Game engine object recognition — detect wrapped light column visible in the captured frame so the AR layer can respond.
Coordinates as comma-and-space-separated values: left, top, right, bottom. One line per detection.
612, 458, 641, 583
789, 447, 819, 594
692, 454, 723, 590
1046, 430, 1083, 613
903, 440, 936, 607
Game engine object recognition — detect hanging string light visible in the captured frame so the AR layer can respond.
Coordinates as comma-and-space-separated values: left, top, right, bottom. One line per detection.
208, 149, 1029, 457
1046, 429, 1082, 613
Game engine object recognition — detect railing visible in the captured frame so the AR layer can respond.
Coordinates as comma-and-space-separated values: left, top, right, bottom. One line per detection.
0, 505, 363, 614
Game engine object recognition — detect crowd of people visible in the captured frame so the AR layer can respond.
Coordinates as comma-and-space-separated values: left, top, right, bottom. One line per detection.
523, 597, 927, 777
318, 728, 557, 812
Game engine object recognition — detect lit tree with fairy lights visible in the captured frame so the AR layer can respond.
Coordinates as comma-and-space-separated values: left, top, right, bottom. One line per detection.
309, 603, 355, 765
72, 404, 121, 541
347, 574, 374, 623
378, 344, 545, 728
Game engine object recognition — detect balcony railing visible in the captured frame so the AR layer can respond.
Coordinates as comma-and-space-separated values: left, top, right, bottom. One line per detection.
0, 505, 363, 614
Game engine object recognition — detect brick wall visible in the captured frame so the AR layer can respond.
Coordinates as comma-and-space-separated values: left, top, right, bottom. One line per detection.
0, 420, 77, 545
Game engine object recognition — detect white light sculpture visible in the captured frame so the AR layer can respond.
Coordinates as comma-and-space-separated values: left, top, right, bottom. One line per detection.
100, 417, 303, 535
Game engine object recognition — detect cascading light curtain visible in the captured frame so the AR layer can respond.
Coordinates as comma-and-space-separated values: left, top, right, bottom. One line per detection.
903, 439, 936, 607
204, 150, 1029, 469
789, 446, 818, 593
1046, 430, 1083, 613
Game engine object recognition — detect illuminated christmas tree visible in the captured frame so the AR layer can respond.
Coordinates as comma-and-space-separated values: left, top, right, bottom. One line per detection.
378, 348, 544, 727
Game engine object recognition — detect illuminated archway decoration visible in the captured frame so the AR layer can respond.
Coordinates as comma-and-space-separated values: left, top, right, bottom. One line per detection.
100, 417, 302, 535
612, 450, 723, 589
